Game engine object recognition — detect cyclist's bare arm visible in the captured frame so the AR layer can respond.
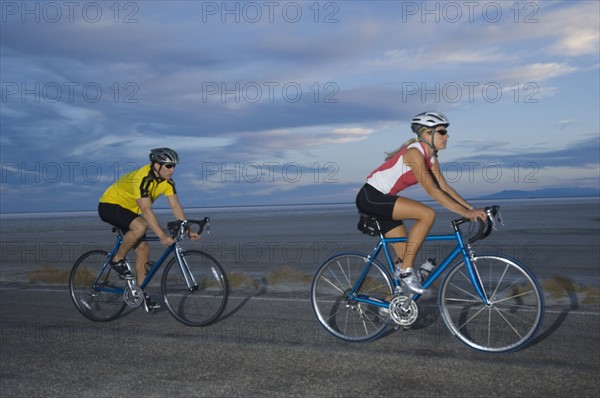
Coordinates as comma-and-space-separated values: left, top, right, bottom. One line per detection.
167, 194, 200, 240
430, 162, 486, 220
137, 197, 174, 246
404, 148, 485, 221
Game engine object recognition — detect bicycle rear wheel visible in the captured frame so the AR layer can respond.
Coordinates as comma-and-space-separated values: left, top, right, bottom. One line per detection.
69, 250, 127, 322
311, 252, 393, 342
439, 255, 544, 353
161, 250, 229, 326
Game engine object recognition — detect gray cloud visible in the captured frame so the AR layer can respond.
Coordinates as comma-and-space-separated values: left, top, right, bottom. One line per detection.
460, 136, 600, 169
1, 1, 598, 212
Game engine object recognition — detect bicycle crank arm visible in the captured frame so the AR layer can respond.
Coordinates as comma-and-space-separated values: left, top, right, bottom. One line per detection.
124, 279, 144, 308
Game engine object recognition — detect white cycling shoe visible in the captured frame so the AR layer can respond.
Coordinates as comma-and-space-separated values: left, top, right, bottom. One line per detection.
396, 268, 426, 295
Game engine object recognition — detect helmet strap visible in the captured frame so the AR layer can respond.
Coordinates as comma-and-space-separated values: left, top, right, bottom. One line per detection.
417, 132, 438, 155
431, 133, 438, 155
151, 162, 164, 182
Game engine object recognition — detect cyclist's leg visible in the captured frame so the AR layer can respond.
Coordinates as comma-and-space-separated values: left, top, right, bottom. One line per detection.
357, 184, 411, 266
384, 224, 408, 263
356, 186, 434, 271
356, 184, 405, 245
391, 196, 435, 271
99, 203, 146, 264
114, 216, 147, 263
134, 241, 150, 285
118, 218, 155, 310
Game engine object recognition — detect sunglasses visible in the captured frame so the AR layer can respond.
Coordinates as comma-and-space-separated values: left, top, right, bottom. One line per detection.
163, 163, 176, 169
435, 129, 448, 136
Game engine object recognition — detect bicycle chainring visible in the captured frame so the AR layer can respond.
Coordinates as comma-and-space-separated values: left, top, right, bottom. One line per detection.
124, 281, 144, 308
389, 295, 419, 327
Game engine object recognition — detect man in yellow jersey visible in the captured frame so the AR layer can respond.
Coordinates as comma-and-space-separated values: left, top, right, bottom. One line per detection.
98, 147, 199, 312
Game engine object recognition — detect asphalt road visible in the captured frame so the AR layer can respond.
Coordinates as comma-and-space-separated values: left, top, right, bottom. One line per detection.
1, 284, 599, 397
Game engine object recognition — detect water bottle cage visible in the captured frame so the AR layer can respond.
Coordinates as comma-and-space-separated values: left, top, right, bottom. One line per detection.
418, 259, 437, 281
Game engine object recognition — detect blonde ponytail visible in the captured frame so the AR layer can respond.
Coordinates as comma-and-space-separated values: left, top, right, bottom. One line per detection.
384, 126, 432, 160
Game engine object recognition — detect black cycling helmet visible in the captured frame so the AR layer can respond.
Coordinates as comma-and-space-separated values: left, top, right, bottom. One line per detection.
149, 147, 179, 165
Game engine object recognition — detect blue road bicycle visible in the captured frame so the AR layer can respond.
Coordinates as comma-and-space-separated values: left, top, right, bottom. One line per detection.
311, 206, 544, 353
70, 218, 229, 326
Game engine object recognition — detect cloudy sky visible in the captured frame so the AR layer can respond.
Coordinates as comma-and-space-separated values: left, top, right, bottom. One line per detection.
1, 0, 599, 213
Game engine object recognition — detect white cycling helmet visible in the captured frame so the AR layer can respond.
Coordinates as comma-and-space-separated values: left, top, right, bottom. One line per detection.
411, 111, 449, 133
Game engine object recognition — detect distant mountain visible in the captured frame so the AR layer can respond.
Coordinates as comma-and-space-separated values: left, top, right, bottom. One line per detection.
479, 187, 600, 199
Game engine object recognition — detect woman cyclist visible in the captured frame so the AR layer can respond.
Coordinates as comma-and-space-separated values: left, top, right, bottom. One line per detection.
356, 111, 486, 294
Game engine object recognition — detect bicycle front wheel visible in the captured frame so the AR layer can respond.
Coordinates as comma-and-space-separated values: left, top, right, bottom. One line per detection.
311, 252, 393, 342
161, 250, 229, 326
439, 255, 544, 353
69, 250, 127, 322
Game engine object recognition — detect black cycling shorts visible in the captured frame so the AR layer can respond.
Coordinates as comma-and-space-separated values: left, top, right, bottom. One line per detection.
98, 202, 139, 233
355, 183, 403, 234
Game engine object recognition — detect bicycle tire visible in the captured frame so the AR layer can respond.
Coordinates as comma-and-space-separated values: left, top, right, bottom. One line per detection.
439, 255, 544, 353
161, 250, 229, 326
311, 252, 393, 342
69, 250, 127, 322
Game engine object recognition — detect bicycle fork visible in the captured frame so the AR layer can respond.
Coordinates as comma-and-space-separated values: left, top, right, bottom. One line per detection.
174, 246, 199, 291
460, 244, 491, 305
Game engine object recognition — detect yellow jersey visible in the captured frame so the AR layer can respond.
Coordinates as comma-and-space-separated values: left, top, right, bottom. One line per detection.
99, 164, 176, 214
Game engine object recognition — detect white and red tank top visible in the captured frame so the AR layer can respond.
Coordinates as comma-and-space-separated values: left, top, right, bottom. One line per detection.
366, 141, 436, 195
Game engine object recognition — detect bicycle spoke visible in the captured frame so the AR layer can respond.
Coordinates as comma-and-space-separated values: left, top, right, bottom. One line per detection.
320, 275, 346, 295
439, 256, 544, 353
359, 311, 370, 335
492, 306, 525, 339
446, 282, 481, 302
488, 262, 510, 299
339, 258, 353, 286
162, 250, 228, 326
494, 303, 540, 323
311, 253, 392, 342
444, 297, 483, 304
69, 250, 126, 322
331, 261, 351, 289
455, 304, 488, 330
492, 288, 537, 305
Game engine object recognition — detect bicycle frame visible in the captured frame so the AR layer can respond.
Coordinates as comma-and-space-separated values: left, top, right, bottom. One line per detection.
95, 234, 192, 294
89, 218, 211, 298
350, 221, 489, 308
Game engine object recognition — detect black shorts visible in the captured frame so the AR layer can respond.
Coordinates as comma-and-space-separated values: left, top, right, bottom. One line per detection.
98, 202, 139, 233
355, 183, 403, 234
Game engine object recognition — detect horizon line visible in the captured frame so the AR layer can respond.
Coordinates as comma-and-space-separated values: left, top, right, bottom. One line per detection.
1, 195, 599, 217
